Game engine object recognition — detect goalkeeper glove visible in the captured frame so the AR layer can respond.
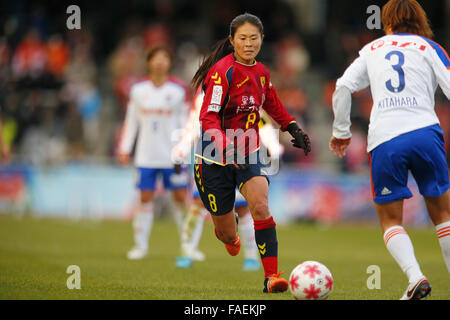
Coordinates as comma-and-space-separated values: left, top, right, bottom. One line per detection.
287, 122, 311, 156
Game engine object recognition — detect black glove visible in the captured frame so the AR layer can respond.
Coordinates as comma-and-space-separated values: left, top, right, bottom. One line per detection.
223, 144, 248, 170
174, 164, 182, 174
287, 122, 311, 156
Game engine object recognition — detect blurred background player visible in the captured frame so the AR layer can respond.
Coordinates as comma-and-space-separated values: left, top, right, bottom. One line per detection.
172, 88, 284, 270
172, 88, 208, 267
118, 46, 190, 260
191, 13, 311, 293
330, 0, 450, 300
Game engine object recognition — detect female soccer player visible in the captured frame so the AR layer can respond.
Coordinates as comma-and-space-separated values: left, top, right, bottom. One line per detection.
191, 13, 311, 293
330, 0, 450, 300
173, 88, 283, 271
118, 46, 190, 260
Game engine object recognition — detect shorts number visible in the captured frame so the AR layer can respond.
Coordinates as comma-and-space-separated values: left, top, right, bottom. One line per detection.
385, 50, 405, 93
245, 112, 257, 129
208, 193, 217, 213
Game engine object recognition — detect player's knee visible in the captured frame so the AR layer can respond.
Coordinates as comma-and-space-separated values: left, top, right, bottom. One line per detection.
173, 189, 187, 203
216, 229, 236, 244
235, 206, 249, 217
140, 191, 154, 203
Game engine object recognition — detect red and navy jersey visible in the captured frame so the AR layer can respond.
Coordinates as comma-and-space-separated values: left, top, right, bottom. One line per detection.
196, 53, 295, 164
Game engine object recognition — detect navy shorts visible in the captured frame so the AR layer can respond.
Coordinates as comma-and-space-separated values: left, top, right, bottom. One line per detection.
136, 167, 188, 191
192, 184, 248, 208
193, 153, 269, 215
369, 124, 449, 204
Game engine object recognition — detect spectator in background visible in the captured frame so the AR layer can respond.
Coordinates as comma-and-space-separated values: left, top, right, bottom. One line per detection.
108, 35, 146, 116
142, 23, 172, 49
109, 22, 173, 115
62, 29, 101, 158
8, 29, 71, 164
76, 83, 102, 154
11, 28, 47, 88
46, 34, 70, 81
0, 107, 11, 163
273, 34, 309, 85
0, 38, 10, 86
0, 38, 13, 159
271, 34, 311, 165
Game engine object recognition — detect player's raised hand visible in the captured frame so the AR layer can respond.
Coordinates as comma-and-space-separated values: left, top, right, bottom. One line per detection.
329, 136, 351, 158
287, 122, 311, 156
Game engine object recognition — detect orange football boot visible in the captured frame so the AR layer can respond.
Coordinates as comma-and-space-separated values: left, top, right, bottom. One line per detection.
224, 235, 241, 256
263, 271, 289, 293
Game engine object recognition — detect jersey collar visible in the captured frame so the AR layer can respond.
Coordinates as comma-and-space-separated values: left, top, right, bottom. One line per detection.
232, 53, 257, 66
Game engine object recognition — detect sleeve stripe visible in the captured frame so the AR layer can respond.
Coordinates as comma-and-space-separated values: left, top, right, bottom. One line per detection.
397, 33, 450, 68
225, 66, 233, 86
421, 37, 450, 68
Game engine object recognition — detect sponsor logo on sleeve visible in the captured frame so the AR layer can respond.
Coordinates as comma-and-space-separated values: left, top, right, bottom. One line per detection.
211, 85, 223, 105
207, 105, 221, 112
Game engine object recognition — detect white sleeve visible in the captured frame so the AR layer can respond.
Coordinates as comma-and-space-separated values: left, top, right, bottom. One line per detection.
332, 85, 353, 140
118, 98, 139, 155
172, 108, 198, 164
177, 91, 190, 132
259, 122, 284, 158
332, 52, 369, 140
172, 94, 203, 164
173, 89, 190, 141
429, 47, 450, 100
336, 54, 370, 93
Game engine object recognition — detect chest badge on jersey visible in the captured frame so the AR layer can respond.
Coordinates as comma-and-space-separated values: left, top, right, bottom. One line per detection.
260, 76, 265, 87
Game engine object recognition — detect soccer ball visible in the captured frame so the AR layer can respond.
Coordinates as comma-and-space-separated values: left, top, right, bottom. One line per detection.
288, 261, 334, 300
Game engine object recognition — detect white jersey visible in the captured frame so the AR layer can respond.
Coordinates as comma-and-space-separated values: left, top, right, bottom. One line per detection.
334, 33, 450, 152
119, 77, 189, 168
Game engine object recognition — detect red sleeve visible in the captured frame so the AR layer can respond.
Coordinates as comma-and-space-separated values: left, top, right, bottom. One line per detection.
262, 79, 296, 131
199, 65, 233, 152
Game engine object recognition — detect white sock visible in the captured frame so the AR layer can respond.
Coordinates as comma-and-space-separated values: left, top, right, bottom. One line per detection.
435, 220, 450, 273
132, 202, 154, 251
384, 225, 424, 284
172, 202, 186, 239
189, 208, 206, 251
181, 204, 203, 255
238, 211, 258, 260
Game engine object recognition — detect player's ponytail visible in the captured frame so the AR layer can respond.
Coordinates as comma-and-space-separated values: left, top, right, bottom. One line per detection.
382, 0, 433, 38
192, 38, 232, 91
192, 13, 264, 90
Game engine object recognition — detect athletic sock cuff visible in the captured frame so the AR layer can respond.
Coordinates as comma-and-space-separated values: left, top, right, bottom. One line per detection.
140, 202, 154, 213
436, 221, 450, 239
254, 216, 276, 231
383, 225, 407, 246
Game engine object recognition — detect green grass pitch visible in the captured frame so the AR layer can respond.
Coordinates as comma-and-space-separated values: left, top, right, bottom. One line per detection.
0, 215, 448, 300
